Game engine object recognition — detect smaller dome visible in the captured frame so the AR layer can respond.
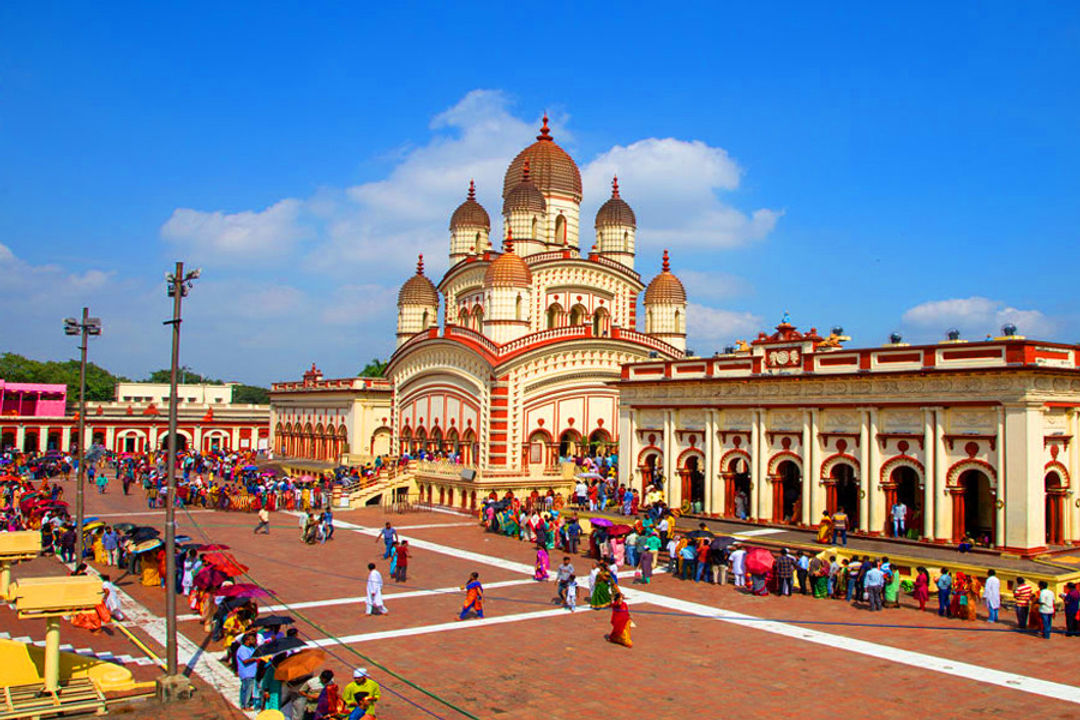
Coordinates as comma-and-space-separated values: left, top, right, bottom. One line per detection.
502, 160, 546, 215
484, 233, 533, 287
644, 249, 686, 305
595, 176, 636, 227
398, 255, 439, 307
450, 180, 490, 230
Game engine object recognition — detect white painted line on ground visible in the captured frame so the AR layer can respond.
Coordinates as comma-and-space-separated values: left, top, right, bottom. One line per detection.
93, 510, 216, 518
730, 528, 786, 537
391, 522, 478, 530
331, 513, 1080, 706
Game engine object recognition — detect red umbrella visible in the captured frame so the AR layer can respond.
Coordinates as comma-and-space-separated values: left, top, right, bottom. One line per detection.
215, 583, 273, 599
745, 547, 775, 576
194, 566, 229, 590
204, 552, 249, 577
193, 543, 230, 551
608, 524, 633, 537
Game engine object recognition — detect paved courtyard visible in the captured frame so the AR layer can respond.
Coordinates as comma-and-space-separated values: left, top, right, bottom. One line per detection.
7, 485, 1080, 719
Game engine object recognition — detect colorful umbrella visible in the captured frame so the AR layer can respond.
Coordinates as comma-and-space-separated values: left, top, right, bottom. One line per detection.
194, 566, 228, 590
745, 547, 775, 575
608, 524, 632, 537
203, 552, 248, 577
135, 539, 162, 553
589, 517, 613, 528
193, 543, 230, 552
214, 583, 272, 599
274, 649, 327, 682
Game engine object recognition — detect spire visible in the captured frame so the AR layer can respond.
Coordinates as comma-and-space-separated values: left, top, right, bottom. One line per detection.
612, 175, 620, 199
467, 179, 476, 200
536, 113, 552, 142
662, 249, 670, 273
504, 227, 514, 254
416, 254, 424, 275
522, 159, 531, 183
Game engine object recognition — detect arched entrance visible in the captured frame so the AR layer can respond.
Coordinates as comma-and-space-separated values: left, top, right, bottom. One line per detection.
528, 430, 553, 468
682, 454, 706, 512
587, 428, 612, 457
1, 431, 14, 450
954, 469, 994, 545
639, 451, 660, 489
723, 455, 751, 518
23, 430, 39, 453
1046, 471, 1066, 546
829, 463, 860, 529
774, 460, 802, 524
160, 433, 188, 451
558, 430, 581, 459
890, 466, 921, 538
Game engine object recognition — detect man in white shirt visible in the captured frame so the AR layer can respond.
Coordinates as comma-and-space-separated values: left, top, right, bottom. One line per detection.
1037, 580, 1054, 639
729, 544, 747, 588
891, 501, 907, 537
366, 563, 388, 615
982, 568, 1001, 623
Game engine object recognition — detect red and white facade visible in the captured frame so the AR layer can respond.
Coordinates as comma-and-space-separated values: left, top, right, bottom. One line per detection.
387, 117, 687, 483
618, 321, 1080, 555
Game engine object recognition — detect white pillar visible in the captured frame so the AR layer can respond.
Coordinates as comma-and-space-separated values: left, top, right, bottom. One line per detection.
858, 411, 869, 531
868, 408, 883, 534
37, 426, 47, 453
15, 427, 25, 452
801, 410, 811, 525
995, 405, 1006, 548
61, 426, 72, 454
105, 426, 115, 451
618, 406, 633, 488
705, 410, 719, 514
809, 408, 822, 523
750, 409, 762, 520
663, 410, 678, 509
934, 408, 949, 541
1070, 410, 1080, 543
922, 408, 936, 541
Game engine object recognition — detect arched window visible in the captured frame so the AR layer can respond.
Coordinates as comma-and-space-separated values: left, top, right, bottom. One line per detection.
422, 309, 429, 328
622, 230, 628, 248
473, 232, 481, 252
674, 309, 682, 333
646, 308, 653, 332
555, 214, 566, 244
472, 305, 484, 329
546, 303, 565, 329
531, 216, 538, 239
569, 304, 587, 326
592, 307, 610, 337
515, 294, 523, 321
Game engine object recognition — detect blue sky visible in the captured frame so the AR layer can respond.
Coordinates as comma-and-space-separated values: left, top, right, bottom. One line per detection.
2, 3, 1078, 385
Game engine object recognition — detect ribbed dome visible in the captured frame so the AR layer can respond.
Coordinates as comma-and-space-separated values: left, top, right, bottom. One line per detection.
644, 250, 686, 305
484, 234, 532, 287
398, 255, 439, 307
595, 176, 636, 227
502, 160, 547, 215
450, 180, 490, 230
503, 115, 582, 201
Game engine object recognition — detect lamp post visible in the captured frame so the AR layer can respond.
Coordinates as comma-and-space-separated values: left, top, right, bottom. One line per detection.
63, 309, 101, 550
162, 262, 199, 687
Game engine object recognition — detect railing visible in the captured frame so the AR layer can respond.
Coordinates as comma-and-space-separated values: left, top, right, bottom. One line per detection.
612, 327, 684, 358
415, 459, 480, 481
443, 325, 500, 355
499, 325, 592, 354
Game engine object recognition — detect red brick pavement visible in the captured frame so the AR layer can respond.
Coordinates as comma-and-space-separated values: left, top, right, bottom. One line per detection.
56, 487, 1080, 719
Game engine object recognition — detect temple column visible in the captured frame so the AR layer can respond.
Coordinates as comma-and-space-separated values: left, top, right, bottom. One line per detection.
15, 427, 25, 452
750, 409, 763, 521
934, 408, 949, 540
663, 410, 679, 510
858, 411, 869, 532
995, 405, 1006, 548
705, 410, 720, 514
868, 408, 883, 534
809, 408, 822, 523
922, 408, 936, 540
1069, 410, 1080, 543
801, 410, 811, 525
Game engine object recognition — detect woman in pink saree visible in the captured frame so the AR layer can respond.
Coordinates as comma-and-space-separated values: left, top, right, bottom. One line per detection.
534, 545, 550, 580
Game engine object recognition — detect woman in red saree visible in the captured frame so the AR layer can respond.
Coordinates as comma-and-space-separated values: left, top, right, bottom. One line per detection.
608, 591, 632, 647
70, 583, 112, 633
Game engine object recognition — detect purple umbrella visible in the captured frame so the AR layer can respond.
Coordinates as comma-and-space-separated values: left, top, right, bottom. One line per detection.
590, 517, 613, 528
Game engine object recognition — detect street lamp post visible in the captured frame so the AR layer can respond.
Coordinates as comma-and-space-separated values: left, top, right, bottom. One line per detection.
63, 308, 101, 550
161, 262, 199, 694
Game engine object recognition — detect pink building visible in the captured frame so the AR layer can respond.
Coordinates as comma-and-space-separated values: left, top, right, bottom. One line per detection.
0, 380, 67, 418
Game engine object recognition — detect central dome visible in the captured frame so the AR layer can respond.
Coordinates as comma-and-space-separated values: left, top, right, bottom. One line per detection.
485, 235, 532, 287
503, 115, 582, 201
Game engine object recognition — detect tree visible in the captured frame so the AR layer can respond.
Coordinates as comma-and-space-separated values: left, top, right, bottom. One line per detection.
358, 359, 387, 377
0, 352, 128, 403
232, 384, 270, 404
145, 368, 223, 384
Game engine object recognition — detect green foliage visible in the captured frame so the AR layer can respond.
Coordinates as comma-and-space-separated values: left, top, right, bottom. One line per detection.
358, 358, 387, 377
145, 368, 223, 384
231, 384, 270, 404
0, 352, 128, 402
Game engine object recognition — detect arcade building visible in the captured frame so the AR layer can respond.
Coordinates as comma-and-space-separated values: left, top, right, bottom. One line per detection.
616, 321, 1080, 556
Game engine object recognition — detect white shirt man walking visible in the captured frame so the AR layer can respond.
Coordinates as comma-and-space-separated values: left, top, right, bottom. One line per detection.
729, 544, 747, 588
983, 568, 1001, 623
366, 563, 388, 615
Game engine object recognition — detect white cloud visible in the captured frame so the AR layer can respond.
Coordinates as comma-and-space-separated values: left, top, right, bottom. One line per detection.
321, 284, 398, 326
161, 198, 308, 263
678, 269, 754, 301
687, 303, 763, 351
582, 138, 781, 249
901, 296, 1055, 339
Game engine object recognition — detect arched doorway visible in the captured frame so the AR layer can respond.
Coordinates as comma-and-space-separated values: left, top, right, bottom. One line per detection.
588, 428, 611, 457
546, 303, 565, 329
592, 307, 610, 337
830, 463, 860, 529
160, 433, 188, 451
1, 431, 14, 450
725, 456, 751, 518
23, 430, 39, 453
528, 430, 552, 468
640, 451, 660, 489
558, 430, 581, 459
891, 466, 921, 538
569, 304, 588, 327
776, 460, 802, 524
956, 469, 994, 545
682, 454, 705, 512
1046, 472, 1066, 546
462, 429, 477, 465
